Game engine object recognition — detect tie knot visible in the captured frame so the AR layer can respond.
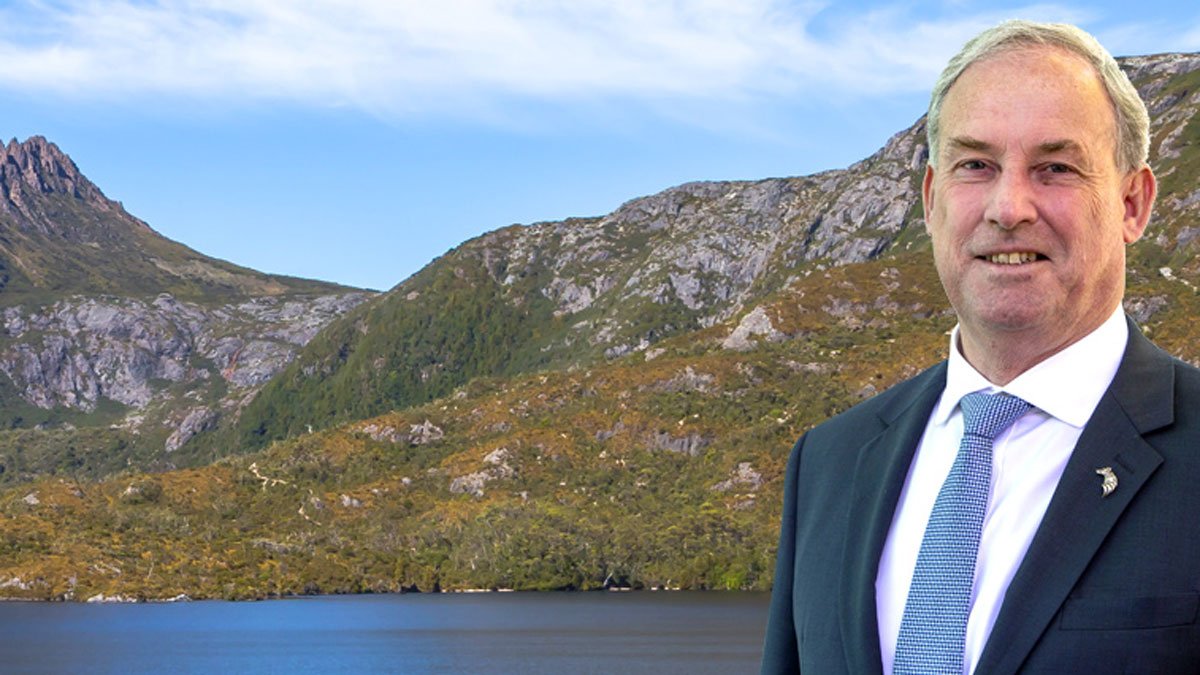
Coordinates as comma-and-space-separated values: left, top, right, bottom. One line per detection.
959, 392, 1030, 440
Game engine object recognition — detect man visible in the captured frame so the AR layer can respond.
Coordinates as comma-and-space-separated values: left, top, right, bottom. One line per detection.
761, 19, 1200, 674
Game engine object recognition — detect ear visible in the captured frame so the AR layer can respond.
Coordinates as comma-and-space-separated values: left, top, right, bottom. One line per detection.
922, 164, 937, 233
1121, 165, 1156, 244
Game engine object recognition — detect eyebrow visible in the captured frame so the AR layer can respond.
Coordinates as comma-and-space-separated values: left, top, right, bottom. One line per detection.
946, 135, 992, 153
945, 135, 1085, 156
1035, 139, 1084, 155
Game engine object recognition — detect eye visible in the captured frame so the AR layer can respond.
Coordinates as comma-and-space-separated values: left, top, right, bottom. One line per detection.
1044, 163, 1074, 174
959, 159, 987, 171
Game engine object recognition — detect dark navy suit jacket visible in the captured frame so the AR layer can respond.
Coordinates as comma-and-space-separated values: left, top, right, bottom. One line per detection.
761, 319, 1200, 674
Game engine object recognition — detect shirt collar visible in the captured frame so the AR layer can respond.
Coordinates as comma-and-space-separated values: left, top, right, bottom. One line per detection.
932, 307, 1128, 428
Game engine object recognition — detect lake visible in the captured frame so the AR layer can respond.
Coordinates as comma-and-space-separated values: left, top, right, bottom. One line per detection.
0, 591, 770, 674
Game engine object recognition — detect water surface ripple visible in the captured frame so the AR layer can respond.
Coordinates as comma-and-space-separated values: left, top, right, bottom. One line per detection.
0, 591, 770, 674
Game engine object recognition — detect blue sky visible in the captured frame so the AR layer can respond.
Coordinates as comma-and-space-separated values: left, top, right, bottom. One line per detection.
2, 1, 1198, 292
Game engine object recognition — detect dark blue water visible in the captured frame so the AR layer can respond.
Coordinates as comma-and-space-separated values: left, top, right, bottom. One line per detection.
0, 591, 769, 674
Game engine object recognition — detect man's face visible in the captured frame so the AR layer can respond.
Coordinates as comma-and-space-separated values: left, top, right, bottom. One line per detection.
924, 46, 1154, 363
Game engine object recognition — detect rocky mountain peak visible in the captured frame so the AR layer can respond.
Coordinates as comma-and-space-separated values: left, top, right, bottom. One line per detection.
0, 135, 354, 299
0, 134, 374, 463
1, 136, 107, 213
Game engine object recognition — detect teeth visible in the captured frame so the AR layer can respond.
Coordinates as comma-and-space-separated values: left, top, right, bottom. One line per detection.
987, 252, 1038, 265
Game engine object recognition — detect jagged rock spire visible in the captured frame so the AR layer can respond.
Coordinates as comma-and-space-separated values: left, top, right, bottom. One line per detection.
1, 136, 115, 236
0, 134, 336, 297
2, 136, 106, 204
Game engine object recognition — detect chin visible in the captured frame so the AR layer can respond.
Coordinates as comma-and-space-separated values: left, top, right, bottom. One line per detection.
964, 304, 1059, 335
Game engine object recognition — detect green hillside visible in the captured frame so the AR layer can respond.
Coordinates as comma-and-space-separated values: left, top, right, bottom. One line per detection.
0, 252, 951, 599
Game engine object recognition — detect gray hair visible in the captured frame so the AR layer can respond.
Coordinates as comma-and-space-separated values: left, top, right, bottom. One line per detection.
926, 20, 1150, 173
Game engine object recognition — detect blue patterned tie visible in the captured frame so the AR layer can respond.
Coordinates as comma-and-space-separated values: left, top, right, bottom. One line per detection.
893, 392, 1031, 675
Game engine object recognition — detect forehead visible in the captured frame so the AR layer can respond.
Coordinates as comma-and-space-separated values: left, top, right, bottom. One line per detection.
938, 46, 1118, 157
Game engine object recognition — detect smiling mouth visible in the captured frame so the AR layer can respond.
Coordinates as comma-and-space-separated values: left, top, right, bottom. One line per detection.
980, 252, 1045, 265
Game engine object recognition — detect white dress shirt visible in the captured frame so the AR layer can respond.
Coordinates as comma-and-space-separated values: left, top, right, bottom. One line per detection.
876, 307, 1129, 675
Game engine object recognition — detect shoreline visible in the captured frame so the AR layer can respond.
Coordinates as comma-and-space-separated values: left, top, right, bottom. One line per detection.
0, 586, 765, 603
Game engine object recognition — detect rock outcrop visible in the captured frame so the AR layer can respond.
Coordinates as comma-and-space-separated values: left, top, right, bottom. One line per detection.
1, 291, 369, 450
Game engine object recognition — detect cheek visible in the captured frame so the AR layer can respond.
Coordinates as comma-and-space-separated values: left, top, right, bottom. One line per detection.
926, 220, 953, 270
1075, 195, 1128, 263
932, 186, 982, 233
928, 211, 972, 262
928, 230, 965, 304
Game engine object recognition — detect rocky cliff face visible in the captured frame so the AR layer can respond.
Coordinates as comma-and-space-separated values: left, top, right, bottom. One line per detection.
465, 120, 926, 359
1, 292, 368, 451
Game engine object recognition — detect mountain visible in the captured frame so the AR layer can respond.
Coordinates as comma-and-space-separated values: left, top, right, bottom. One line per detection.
217, 112, 928, 452
0, 52, 1197, 600
0, 137, 343, 301
225, 51, 1200, 454
0, 136, 374, 480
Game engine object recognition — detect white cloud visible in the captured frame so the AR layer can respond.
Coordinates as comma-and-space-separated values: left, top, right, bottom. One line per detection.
0, 0, 1175, 120
1095, 18, 1200, 57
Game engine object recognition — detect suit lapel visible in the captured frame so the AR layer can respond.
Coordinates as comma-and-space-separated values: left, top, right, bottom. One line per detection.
976, 324, 1173, 675
840, 363, 948, 675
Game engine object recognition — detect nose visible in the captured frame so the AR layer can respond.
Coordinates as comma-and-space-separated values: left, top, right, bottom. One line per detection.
985, 170, 1037, 230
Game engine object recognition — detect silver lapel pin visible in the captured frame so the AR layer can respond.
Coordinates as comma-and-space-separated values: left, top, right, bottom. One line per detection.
1095, 467, 1118, 498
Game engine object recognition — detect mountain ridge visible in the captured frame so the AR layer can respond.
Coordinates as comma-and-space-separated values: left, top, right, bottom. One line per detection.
216, 115, 930, 453
223, 47, 1200, 455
